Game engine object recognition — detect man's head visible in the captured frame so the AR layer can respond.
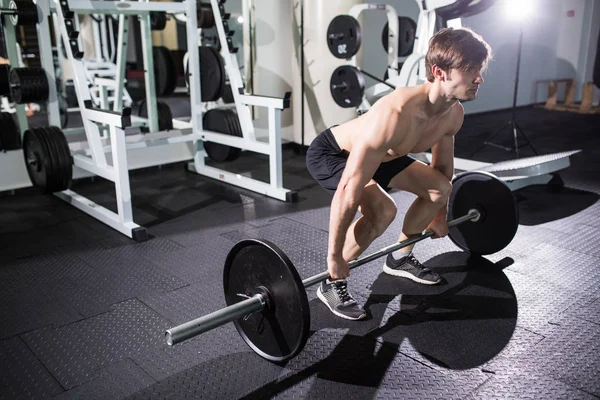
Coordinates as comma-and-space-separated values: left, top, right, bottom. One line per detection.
425, 27, 492, 101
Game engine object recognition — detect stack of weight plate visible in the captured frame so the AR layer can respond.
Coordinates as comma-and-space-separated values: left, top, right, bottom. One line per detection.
202, 108, 243, 162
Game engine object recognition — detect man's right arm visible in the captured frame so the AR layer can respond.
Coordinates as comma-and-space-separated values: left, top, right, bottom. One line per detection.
327, 108, 399, 263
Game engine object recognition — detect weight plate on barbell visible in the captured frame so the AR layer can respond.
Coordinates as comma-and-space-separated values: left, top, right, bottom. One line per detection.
203, 108, 242, 162
330, 65, 365, 108
448, 171, 519, 255
327, 15, 362, 59
223, 239, 310, 362
153, 46, 177, 96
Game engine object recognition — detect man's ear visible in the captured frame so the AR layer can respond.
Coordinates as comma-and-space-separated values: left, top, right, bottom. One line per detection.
432, 65, 446, 81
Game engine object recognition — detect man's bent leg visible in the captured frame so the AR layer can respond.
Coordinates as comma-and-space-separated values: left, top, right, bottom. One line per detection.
318, 180, 397, 320
383, 161, 452, 284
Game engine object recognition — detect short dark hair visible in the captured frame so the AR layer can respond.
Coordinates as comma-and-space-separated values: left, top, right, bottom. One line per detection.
425, 27, 493, 82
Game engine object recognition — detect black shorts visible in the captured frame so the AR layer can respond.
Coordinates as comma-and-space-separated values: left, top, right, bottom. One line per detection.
306, 127, 416, 195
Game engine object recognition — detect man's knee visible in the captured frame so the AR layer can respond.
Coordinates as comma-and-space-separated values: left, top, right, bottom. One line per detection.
369, 199, 397, 235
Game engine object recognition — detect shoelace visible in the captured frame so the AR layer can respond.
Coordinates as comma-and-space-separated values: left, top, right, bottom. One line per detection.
407, 254, 424, 268
333, 281, 353, 304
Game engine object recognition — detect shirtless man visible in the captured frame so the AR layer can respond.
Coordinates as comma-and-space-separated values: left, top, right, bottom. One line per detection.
306, 27, 492, 320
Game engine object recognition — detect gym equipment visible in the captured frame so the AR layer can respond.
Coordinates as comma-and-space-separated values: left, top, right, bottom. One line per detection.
203, 108, 243, 162
153, 47, 177, 96
330, 65, 394, 108
0, 0, 38, 26
185, 46, 226, 101
330, 65, 365, 108
22, 126, 73, 193
8, 67, 49, 104
0, 112, 21, 151
326, 15, 361, 59
138, 99, 174, 131
381, 16, 416, 57
0, 64, 11, 97
198, 1, 224, 29
165, 171, 518, 361
150, 11, 167, 31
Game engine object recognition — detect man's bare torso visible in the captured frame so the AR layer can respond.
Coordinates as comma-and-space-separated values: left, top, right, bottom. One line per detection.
330, 85, 461, 163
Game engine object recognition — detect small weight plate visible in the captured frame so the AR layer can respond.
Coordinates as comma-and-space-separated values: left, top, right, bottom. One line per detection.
203, 108, 242, 162
330, 65, 365, 108
448, 171, 519, 255
138, 100, 173, 131
223, 239, 310, 362
23, 128, 52, 192
46, 126, 73, 191
327, 15, 362, 59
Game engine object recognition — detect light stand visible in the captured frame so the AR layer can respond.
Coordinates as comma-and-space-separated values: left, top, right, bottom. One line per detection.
472, 26, 538, 157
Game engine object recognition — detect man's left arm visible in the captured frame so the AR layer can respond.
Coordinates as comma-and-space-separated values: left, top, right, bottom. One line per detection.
429, 105, 464, 226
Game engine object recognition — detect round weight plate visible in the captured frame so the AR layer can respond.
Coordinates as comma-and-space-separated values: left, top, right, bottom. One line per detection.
9, 0, 38, 26
327, 15, 362, 59
448, 171, 519, 255
23, 128, 53, 192
150, 12, 167, 31
199, 46, 225, 101
46, 126, 73, 191
138, 100, 174, 131
0, 65, 11, 97
198, 3, 216, 29
203, 108, 242, 162
223, 239, 310, 362
381, 17, 417, 57
330, 65, 365, 108
153, 47, 177, 96
0, 112, 21, 151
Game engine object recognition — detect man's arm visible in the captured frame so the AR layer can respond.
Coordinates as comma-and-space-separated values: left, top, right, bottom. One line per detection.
328, 108, 399, 262
429, 104, 464, 220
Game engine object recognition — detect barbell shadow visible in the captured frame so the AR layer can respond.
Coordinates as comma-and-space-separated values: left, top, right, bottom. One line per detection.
238, 252, 518, 398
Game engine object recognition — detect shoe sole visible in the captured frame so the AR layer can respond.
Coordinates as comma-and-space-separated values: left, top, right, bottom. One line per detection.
383, 263, 441, 285
316, 288, 366, 321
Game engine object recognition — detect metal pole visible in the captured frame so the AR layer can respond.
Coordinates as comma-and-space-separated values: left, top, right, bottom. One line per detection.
165, 209, 480, 346
166, 294, 265, 345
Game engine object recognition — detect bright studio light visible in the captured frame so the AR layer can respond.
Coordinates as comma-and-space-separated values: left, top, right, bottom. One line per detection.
504, 0, 533, 21
237, 15, 244, 24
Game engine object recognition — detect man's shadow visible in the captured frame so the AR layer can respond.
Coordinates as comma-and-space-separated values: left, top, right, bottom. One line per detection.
243, 251, 518, 398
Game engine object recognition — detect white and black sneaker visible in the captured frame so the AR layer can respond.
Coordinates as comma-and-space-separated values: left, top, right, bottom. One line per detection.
383, 253, 441, 285
317, 278, 367, 320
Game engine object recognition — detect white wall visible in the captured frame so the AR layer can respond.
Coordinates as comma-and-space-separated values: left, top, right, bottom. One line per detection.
358, 0, 599, 114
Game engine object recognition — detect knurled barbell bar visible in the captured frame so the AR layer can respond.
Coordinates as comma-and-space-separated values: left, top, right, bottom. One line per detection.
165, 171, 519, 362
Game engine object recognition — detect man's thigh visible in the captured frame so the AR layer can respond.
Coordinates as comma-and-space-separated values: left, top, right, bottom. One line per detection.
386, 160, 451, 198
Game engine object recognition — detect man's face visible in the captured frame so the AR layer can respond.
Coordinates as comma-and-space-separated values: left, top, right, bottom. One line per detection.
443, 67, 484, 102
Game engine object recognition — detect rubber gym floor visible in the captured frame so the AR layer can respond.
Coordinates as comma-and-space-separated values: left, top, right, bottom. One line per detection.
1, 105, 599, 399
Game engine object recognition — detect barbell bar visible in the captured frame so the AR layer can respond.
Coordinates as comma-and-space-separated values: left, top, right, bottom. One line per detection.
166, 209, 480, 346
165, 171, 519, 362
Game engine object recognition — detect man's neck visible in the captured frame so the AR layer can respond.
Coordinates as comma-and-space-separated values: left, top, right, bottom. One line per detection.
422, 81, 456, 116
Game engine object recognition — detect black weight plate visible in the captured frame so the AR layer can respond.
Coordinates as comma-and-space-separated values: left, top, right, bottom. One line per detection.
153, 47, 177, 96
381, 16, 417, 57
448, 171, 519, 255
23, 128, 53, 192
224, 239, 310, 362
198, 3, 216, 29
0, 65, 11, 97
47, 126, 73, 191
138, 100, 174, 131
150, 12, 167, 31
203, 108, 242, 162
9, 67, 49, 104
9, 0, 38, 26
330, 65, 365, 108
0, 112, 21, 151
200, 46, 225, 101
327, 15, 361, 59
222, 83, 234, 103
38, 127, 66, 193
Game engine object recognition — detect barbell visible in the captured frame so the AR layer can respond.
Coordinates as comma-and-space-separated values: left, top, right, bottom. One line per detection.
0, 0, 38, 26
165, 171, 519, 362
